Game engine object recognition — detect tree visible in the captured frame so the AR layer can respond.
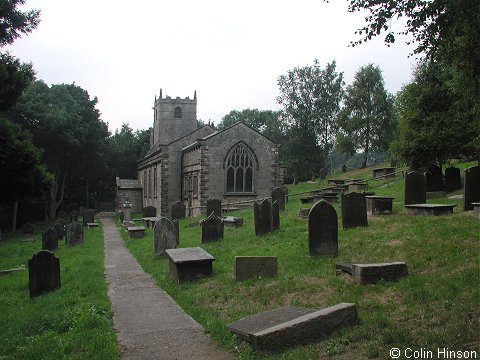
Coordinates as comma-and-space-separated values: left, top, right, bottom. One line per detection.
0, 0, 40, 47
392, 61, 478, 169
277, 60, 344, 178
338, 64, 395, 168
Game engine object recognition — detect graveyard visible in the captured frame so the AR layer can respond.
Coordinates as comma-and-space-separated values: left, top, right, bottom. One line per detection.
0, 161, 478, 359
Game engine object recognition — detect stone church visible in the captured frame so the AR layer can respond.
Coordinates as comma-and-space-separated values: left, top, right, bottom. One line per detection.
135, 89, 283, 217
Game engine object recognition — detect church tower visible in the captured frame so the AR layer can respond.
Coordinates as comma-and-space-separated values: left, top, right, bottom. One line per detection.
151, 89, 197, 146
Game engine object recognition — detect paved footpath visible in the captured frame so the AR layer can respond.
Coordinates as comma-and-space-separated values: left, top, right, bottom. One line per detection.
101, 215, 234, 360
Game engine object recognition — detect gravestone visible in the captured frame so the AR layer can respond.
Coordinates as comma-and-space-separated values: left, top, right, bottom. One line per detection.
272, 201, 280, 230
143, 206, 156, 218
206, 199, 222, 218
444, 167, 461, 193
153, 217, 178, 256
165, 247, 215, 283
118, 211, 124, 223
308, 200, 338, 256
463, 165, 480, 211
56, 218, 66, 227
69, 211, 78, 222
336, 262, 408, 285
282, 186, 289, 203
82, 210, 95, 227
53, 221, 65, 240
171, 201, 186, 220
254, 198, 272, 236
42, 229, 58, 251
201, 213, 224, 243
65, 223, 84, 245
223, 216, 243, 228
426, 164, 444, 192
234, 256, 278, 281
341, 192, 367, 229
271, 187, 286, 212
404, 171, 426, 205
341, 164, 347, 173
22, 223, 34, 235
28, 250, 61, 297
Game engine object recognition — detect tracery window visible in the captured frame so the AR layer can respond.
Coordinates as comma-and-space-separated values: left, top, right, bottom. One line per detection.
225, 144, 254, 193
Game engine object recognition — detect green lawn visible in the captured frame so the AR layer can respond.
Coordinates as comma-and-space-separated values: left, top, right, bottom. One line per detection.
0, 221, 119, 360
122, 161, 479, 359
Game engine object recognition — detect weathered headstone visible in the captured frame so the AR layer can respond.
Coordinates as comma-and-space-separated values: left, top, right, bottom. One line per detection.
28, 250, 61, 297
404, 171, 426, 205
308, 200, 338, 256
336, 262, 408, 285
463, 165, 480, 211
65, 223, 84, 245
341, 192, 367, 229
42, 228, 58, 251
53, 221, 65, 240
171, 201, 186, 220
82, 210, 95, 227
366, 196, 394, 215
22, 223, 34, 235
201, 213, 224, 243
425, 164, 444, 192
234, 256, 278, 281
254, 198, 272, 236
165, 247, 215, 283
271, 187, 286, 212
206, 199, 222, 218
444, 167, 461, 193
143, 206, 156, 218
153, 217, 178, 256
272, 201, 280, 230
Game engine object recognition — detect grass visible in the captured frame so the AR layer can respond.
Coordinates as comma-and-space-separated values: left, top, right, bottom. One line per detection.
0, 220, 119, 360
122, 160, 479, 359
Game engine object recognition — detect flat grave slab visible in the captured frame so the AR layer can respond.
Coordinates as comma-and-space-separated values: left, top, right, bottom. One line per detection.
426, 191, 447, 199
227, 303, 358, 351
347, 182, 368, 192
300, 196, 314, 204
366, 196, 395, 215
165, 247, 215, 283
373, 167, 396, 179
405, 204, 456, 216
143, 216, 160, 228
86, 222, 99, 228
223, 216, 243, 228
127, 226, 146, 238
222, 207, 241, 213
336, 262, 408, 284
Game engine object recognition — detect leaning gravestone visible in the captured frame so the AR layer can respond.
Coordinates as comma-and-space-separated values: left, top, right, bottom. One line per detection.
308, 200, 338, 256
53, 221, 65, 240
28, 250, 61, 298
201, 213, 224, 243
22, 223, 34, 235
65, 223, 84, 245
42, 229, 58, 251
444, 167, 461, 193
426, 164, 444, 192
272, 201, 280, 230
254, 198, 272, 236
82, 210, 95, 227
341, 192, 367, 229
206, 199, 222, 218
153, 217, 178, 256
464, 165, 480, 211
171, 201, 186, 220
271, 187, 286, 212
404, 171, 426, 205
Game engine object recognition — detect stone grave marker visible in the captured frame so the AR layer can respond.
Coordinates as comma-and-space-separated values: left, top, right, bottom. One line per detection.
119, 210, 124, 223
165, 247, 215, 283
234, 256, 278, 281
56, 218, 66, 227
426, 164, 444, 192
143, 206, 157, 218
201, 213, 224, 243
53, 221, 65, 240
445, 167, 461, 193
272, 201, 280, 230
342, 164, 347, 173
82, 209, 95, 227
42, 228, 58, 251
463, 165, 480, 211
171, 201, 186, 220
404, 171, 426, 205
308, 200, 338, 256
65, 223, 84, 245
206, 199, 222, 218
271, 187, 286, 212
223, 216, 243, 228
153, 217, 178, 256
22, 223, 34, 235
28, 250, 61, 297
69, 210, 78, 222
336, 262, 408, 284
254, 198, 272, 236
282, 186, 289, 203
341, 192, 367, 229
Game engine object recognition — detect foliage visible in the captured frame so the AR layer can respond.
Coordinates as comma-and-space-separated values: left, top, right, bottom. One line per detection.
0, 52, 35, 111
337, 64, 395, 168
0, 0, 40, 47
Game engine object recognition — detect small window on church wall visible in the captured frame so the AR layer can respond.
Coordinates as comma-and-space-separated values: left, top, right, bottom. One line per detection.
174, 106, 182, 118
153, 166, 157, 198
225, 144, 255, 193
148, 169, 152, 198
143, 171, 147, 198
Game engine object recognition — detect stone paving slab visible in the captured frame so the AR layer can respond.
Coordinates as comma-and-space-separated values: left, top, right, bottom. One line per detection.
101, 215, 233, 360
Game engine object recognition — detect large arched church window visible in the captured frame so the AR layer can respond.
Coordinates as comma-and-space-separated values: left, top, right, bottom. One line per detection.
225, 143, 255, 193
174, 106, 182, 118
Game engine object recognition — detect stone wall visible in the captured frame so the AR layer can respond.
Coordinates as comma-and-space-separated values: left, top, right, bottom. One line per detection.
116, 189, 143, 212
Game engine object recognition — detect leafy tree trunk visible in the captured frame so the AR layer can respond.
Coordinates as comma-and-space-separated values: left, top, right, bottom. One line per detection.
12, 198, 18, 231
48, 169, 68, 219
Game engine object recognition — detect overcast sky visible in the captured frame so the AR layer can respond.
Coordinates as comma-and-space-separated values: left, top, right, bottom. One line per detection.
7, 0, 416, 133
